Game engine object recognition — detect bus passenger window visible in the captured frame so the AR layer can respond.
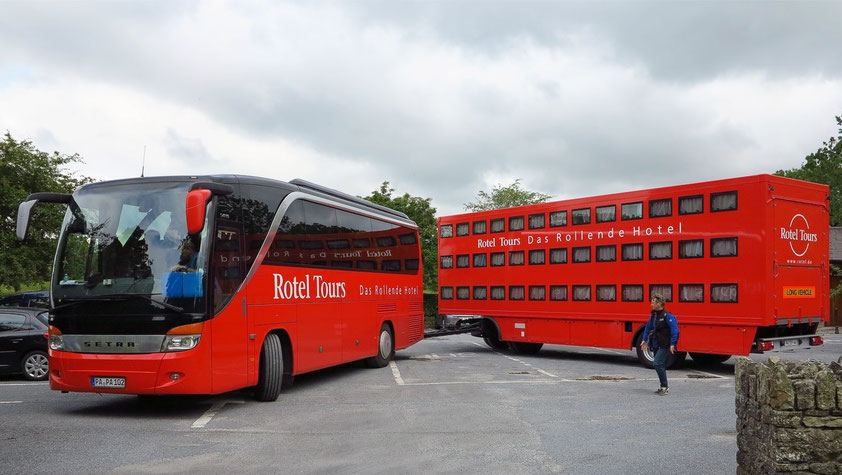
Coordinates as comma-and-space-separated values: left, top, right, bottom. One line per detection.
596, 285, 616, 301
711, 191, 737, 212
649, 199, 672, 218
679, 195, 704, 215
621, 202, 643, 220
679, 284, 704, 302
595, 205, 616, 223
549, 211, 567, 227
490, 219, 505, 233
711, 283, 738, 302
550, 285, 568, 301
622, 285, 644, 302
711, 237, 738, 257
649, 284, 673, 302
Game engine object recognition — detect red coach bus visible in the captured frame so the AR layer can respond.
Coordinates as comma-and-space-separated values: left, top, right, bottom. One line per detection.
17, 176, 424, 401
437, 174, 828, 367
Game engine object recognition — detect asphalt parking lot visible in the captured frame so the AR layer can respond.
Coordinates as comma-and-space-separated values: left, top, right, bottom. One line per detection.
1, 332, 840, 474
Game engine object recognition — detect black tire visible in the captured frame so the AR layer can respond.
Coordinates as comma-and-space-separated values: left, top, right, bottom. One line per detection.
689, 352, 731, 366
21, 351, 48, 381
482, 321, 509, 350
365, 323, 394, 368
634, 333, 685, 369
509, 342, 543, 354
255, 333, 283, 402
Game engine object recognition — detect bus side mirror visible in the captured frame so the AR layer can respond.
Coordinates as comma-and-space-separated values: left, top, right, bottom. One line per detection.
16, 192, 72, 241
186, 189, 212, 235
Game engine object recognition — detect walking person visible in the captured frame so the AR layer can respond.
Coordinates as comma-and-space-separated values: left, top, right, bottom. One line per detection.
640, 294, 679, 395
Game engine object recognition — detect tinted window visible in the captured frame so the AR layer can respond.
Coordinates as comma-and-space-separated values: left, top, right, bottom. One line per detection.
679, 195, 703, 215
490, 219, 505, 233
549, 211, 567, 227
595, 205, 616, 223
509, 216, 524, 231
649, 199, 672, 218
528, 214, 545, 229
571, 208, 590, 225
711, 191, 738, 212
621, 202, 643, 220
0, 313, 26, 331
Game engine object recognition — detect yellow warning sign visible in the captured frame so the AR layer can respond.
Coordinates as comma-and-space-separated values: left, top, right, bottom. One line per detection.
783, 286, 815, 299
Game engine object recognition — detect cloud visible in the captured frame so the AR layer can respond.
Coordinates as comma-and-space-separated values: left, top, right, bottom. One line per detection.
1, 1, 840, 216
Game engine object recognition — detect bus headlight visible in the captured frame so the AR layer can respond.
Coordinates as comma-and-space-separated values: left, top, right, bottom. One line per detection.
162, 322, 204, 352
49, 326, 64, 351
162, 334, 201, 352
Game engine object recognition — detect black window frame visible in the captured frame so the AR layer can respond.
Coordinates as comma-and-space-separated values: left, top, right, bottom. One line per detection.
621, 202, 644, 221
549, 210, 567, 227
648, 198, 672, 218
678, 239, 704, 259
678, 194, 704, 215
528, 213, 546, 230
595, 205, 616, 223
710, 191, 738, 212
571, 208, 591, 225
710, 237, 739, 257
649, 241, 673, 260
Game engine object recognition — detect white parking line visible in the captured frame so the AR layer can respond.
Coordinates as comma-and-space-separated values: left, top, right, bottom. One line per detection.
0, 382, 48, 386
688, 368, 727, 379
470, 341, 558, 378
588, 346, 626, 355
0, 401, 23, 404
191, 400, 244, 429
389, 361, 405, 385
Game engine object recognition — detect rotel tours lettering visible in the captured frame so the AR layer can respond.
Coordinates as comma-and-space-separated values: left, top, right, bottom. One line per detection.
273, 273, 347, 300
781, 214, 816, 258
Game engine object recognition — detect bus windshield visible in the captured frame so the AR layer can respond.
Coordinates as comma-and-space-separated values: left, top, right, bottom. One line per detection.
53, 181, 208, 314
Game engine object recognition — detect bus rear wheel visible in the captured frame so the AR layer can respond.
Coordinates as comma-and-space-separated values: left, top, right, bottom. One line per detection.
365, 323, 394, 368
509, 342, 543, 354
482, 321, 509, 350
255, 333, 284, 402
689, 352, 731, 366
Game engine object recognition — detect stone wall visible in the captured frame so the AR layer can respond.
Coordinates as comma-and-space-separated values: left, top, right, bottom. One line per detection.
735, 356, 842, 474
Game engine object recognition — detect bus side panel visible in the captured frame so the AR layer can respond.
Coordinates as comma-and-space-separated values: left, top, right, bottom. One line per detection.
678, 324, 756, 355
343, 300, 382, 362
211, 298, 249, 394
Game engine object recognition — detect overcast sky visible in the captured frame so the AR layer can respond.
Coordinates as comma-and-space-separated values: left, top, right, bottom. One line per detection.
1, 1, 841, 216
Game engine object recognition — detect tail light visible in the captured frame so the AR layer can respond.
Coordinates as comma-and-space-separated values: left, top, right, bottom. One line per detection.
809, 336, 823, 346
162, 322, 204, 352
756, 341, 774, 352
49, 326, 64, 351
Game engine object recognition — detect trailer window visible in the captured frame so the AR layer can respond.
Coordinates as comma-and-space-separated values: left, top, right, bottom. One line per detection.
679, 195, 704, 215
473, 253, 487, 267
711, 191, 737, 212
572, 247, 591, 263
490, 218, 505, 233
456, 254, 470, 268
572, 285, 591, 301
529, 249, 546, 265
440, 224, 453, 238
509, 216, 525, 231
595, 205, 616, 223
473, 220, 487, 235
596, 285, 616, 301
529, 286, 546, 301
711, 283, 738, 303
649, 241, 672, 260
596, 245, 616, 262
649, 199, 672, 218
621, 202, 643, 220
456, 287, 470, 300
550, 285, 568, 301
528, 213, 545, 230
649, 284, 673, 302
711, 237, 738, 257
456, 223, 470, 236
679, 284, 704, 303
509, 286, 525, 300
678, 240, 704, 258
490, 252, 505, 267
550, 248, 568, 264
441, 287, 453, 299
490, 286, 506, 300
509, 251, 525, 266
440, 255, 453, 269
549, 211, 567, 227
622, 243, 643, 261
622, 284, 644, 302
572, 208, 590, 225
473, 286, 487, 300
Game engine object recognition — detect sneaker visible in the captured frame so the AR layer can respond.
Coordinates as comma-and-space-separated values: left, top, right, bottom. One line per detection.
655, 387, 669, 396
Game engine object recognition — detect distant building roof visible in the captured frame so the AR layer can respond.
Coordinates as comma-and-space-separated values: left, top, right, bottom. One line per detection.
831, 227, 842, 262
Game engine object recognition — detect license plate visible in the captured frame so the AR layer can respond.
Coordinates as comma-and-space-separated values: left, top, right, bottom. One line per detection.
91, 377, 126, 389
781, 339, 800, 348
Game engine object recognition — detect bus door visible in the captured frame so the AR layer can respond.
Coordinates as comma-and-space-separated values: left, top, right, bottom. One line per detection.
772, 196, 828, 325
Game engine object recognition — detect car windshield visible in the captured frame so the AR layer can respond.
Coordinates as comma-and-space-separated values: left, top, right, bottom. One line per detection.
53, 181, 208, 314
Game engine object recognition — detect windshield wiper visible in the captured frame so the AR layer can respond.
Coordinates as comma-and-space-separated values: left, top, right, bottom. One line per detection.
52, 294, 185, 314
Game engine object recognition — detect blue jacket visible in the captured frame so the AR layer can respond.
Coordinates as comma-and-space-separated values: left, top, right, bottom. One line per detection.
642, 310, 679, 351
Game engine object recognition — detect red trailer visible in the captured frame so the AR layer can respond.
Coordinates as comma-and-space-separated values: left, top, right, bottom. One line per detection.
437, 174, 828, 366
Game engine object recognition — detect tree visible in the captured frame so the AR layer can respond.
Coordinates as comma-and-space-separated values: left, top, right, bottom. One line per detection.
362, 182, 438, 292
0, 133, 92, 291
464, 179, 552, 212
776, 115, 842, 225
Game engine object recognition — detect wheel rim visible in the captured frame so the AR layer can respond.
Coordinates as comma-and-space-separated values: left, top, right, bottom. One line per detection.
25, 354, 48, 379
378, 329, 392, 359
642, 346, 654, 362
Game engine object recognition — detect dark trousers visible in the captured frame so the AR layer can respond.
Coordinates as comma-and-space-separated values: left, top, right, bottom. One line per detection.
653, 347, 670, 388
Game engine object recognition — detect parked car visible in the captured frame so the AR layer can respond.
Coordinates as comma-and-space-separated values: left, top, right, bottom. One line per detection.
0, 307, 49, 380
0, 290, 49, 309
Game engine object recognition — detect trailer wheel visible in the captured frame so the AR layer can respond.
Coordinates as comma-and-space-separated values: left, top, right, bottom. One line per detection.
481, 321, 509, 350
365, 322, 394, 368
634, 333, 685, 369
689, 352, 731, 366
255, 333, 283, 402
509, 342, 543, 354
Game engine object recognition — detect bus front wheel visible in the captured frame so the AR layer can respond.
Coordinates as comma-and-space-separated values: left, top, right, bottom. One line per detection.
365, 323, 394, 368
255, 333, 284, 402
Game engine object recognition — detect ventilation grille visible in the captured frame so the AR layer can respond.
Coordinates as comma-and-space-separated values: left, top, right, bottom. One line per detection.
409, 314, 424, 343
377, 303, 397, 313
409, 302, 423, 312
